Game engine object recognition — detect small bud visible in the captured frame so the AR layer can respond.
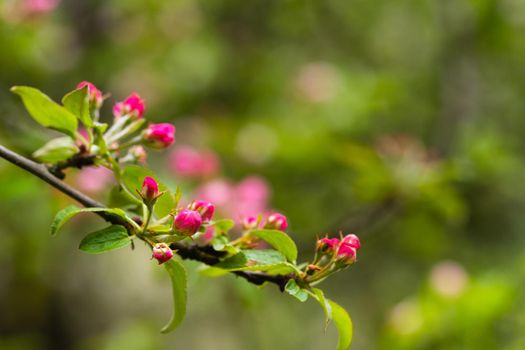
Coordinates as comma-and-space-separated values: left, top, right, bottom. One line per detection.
337, 244, 357, 264
113, 93, 145, 119
306, 264, 322, 275
141, 176, 159, 204
142, 123, 176, 149
188, 200, 215, 222
341, 234, 360, 249
152, 243, 173, 264
77, 81, 103, 108
242, 216, 258, 230
129, 145, 147, 163
173, 209, 203, 236
316, 237, 340, 253
265, 213, 288, 231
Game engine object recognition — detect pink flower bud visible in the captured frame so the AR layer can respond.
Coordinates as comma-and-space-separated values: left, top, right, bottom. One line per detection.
141, 176, 159, 203
174, 209, 202, 236
152, 243, 173, 264
77, 81, 103, 108
337, 244, 357, 264
142, 123, 176, 149
342, 234, 360, 249
265, 213, 288, 231
316, 237, 340, 252
129, 145, 147, 163
188, 200, 215, 222
242, 216, 258, 230
113, 93, 145, 119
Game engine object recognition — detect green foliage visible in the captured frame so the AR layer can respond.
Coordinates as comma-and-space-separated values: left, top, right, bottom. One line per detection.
328, 300, 353, 350
62, 86, 93, 127
11, 86, 78, 138
285, 279, 308, 302
161, 259, 187, 334
251, 229, 298, 263
32, 137, 77, 163
79, 225, 131, 254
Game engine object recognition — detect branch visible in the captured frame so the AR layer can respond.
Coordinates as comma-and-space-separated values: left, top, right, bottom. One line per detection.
0, 144, 294, 290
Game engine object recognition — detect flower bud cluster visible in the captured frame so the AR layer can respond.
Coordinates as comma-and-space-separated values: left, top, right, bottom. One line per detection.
240, 212, 288, 231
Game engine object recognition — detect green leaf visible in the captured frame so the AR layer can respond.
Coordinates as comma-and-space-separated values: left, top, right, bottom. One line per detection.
122, 165, 174, 218
11, 86, 78, 138
32, 137, 78, 163
210, 234, 239, 255
312, 288, 332, 327
251, 229, 298, 263
62, 86, 93, 127
285, 279, 309, 302
50, 205, 138, 235
214, 250, 299, 275
327, 299, 353, 350
79, 225, 131, 254
211, 219, 235, 234
161, 259, 187, 333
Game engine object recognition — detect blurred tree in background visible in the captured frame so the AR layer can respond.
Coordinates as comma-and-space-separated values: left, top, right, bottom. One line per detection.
2, 0, 525, 349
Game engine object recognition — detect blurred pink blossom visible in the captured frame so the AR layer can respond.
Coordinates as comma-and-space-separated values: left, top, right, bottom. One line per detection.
75, 167, 114, 193
23, 0, 60, 16
168, 146, 220, 179
195, 176, 271, 222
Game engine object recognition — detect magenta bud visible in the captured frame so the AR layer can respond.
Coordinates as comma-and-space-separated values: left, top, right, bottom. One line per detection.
152, 243, 173, 264
141, 176, 159, 203
242, 216, 258, 230
188, 200, 215, 222
113, 93, 145, 119
316, 237, 340, 253
341, 234, 360, 250
142, 123, 176, 149
173, 209, 203, 236
77, 81, 103, 108
265, 213, 288, 231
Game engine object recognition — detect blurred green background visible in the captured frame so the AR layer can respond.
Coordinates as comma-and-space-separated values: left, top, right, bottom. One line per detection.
2, 0, 525, 349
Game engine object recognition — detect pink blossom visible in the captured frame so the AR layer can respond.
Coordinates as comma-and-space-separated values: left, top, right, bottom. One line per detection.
337, 233, 361, 264
23, 0, 60, 16
341, 234, 360, 249
152, 243, 173, 264
242, 216, 259, 230
188, 200, 215, 222
113, 93, 145, 119
141, 176, 158, 203
168, 146, 220, 179
173, 209, 202, 236
75, 167, 114, 193
195, 179, 234, 208
77, 81, 103, 108
317, 237, 340, 252
265, 213, 288, 231
142, 123, 176, 149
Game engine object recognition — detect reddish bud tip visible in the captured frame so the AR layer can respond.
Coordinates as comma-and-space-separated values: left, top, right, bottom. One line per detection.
141, 176, 159, 203
77, 81, 103, 108
129, 145, 147, 163
265, 213, 288, 231
142, 123, 176, 149
242, 216, 258, 230
152, 243, 174, 264
173, 209, 203, 236
188, 200, 215, 222
113, 93, 145, 119
316, 237, 340, 253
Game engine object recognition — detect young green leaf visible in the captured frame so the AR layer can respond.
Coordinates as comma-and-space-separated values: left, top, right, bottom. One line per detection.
251, 229, 298, 263
211, 219, 235, 234
285, 279, 309, 302
50, 205, 138, 235
214, 250, 299, 274
312, 288, 332, 327
32, 137, 78, 163
161, 259, 187, 333
122, 165, 175, 217
62, 85, 93, 127
11, 86, 78, 138
327, 299, 353, 350
79, 225, 131, 253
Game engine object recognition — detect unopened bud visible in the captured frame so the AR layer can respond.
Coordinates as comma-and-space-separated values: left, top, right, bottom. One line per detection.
77, 81, 103, 108
242, 216, 258, 230
316, 237, 340, 253
152, 243, 173, 264
265, 213, 288, 231
142, 123, 176, 149
188, 200, 215, 222
141, 176, 159, 204
173, 209, 202, 236
129, 145, 147, 163
113, 93, 145, 119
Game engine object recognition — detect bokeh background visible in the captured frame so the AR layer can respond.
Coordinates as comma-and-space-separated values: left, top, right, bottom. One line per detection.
2, 0, 525, 349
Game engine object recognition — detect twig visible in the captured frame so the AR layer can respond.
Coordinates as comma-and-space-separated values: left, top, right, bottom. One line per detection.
0, 144, 294, 290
